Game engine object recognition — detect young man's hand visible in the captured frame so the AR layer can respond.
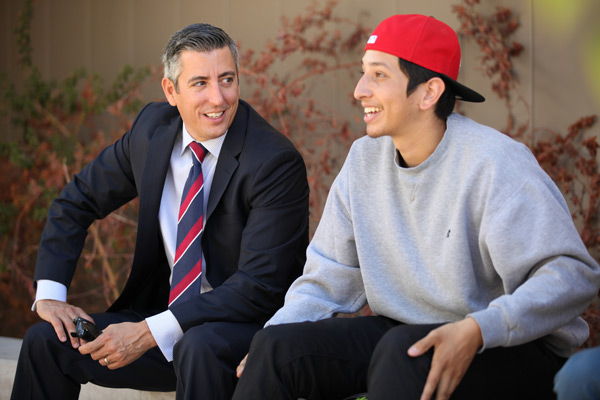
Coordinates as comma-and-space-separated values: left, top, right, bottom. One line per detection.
408, 317, 483, 400
236, 353, 249, 378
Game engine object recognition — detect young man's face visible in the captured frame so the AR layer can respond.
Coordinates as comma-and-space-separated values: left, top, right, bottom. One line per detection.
162, 47, 240, 142
354, 50, 419, 140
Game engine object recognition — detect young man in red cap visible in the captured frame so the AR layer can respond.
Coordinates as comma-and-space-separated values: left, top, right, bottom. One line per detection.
232, 14, 600, 400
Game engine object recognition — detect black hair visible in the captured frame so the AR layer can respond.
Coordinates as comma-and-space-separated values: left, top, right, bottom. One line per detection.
397, 58, 456, 120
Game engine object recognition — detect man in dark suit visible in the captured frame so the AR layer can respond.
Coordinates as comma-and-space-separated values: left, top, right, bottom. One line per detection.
11, 23, 309, 400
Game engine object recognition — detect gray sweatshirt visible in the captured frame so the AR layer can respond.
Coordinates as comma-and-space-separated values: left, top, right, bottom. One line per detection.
267, 113, 600, 357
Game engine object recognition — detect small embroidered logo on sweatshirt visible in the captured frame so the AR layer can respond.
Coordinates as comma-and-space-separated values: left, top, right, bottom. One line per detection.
446, 230, 451, 238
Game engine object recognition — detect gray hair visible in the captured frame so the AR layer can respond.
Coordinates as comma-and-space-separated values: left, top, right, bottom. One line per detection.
162, 23, 239, 91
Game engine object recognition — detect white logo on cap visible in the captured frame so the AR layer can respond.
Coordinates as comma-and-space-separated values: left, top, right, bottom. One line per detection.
367, 35, 377, 44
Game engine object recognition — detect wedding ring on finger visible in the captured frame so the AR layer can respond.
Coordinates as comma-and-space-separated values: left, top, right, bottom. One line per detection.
104, 356, 110, 366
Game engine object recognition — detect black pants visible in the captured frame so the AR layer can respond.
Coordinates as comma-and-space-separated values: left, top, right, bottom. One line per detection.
232, 316, 565, 400
11, 310, 261, 400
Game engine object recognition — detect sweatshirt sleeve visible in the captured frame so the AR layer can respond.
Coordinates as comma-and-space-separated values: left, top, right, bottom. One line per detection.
266, 158, 367, 326
469, 174, 600, 352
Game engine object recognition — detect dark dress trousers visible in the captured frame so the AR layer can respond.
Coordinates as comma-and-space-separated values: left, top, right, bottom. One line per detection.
12, 100, 309, 400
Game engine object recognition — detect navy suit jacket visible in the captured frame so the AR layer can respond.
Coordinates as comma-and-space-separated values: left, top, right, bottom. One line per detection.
34, 100, 309, 330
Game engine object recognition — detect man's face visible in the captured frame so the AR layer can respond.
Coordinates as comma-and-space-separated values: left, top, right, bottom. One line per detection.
162, 47, 240, 142
354, 50, 419, 140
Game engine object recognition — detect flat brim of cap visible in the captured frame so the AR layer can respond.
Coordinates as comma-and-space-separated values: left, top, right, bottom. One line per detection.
441, 74, 485, 103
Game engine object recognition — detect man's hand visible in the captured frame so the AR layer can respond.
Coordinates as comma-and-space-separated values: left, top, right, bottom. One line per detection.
35, 299, 95, 349
236, 353, 249, 378
79, 321, 157, 370
408, 317, 483, 400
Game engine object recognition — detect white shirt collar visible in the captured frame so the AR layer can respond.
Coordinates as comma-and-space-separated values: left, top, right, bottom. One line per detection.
180, 123, 227, 159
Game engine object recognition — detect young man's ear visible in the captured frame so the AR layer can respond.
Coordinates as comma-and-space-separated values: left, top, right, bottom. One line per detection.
419, 77, 445, 111
162, 77, 178, 106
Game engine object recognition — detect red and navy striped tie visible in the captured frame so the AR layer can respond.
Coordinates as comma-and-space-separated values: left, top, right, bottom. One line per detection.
169, 141, 207, 307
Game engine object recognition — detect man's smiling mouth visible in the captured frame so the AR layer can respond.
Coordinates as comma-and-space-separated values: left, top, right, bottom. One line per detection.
205, 111, 225, 119
364, 107, 381, 116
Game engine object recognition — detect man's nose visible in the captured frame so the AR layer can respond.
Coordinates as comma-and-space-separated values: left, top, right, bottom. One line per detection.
207, 84, 225, 105
354, 74, 370, 100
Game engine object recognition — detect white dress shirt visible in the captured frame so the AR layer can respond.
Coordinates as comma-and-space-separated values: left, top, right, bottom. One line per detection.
35, 123, 227, 361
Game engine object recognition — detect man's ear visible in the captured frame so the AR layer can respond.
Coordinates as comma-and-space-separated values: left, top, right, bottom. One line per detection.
162, 77, 178, 106
419, 77, 445, 111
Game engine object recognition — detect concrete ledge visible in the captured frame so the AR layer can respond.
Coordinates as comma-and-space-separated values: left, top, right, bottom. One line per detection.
0, 337, 20, 400
0, 337, 175, 400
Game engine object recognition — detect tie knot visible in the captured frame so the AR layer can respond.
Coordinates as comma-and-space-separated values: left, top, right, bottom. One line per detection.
189, 142, 207, 165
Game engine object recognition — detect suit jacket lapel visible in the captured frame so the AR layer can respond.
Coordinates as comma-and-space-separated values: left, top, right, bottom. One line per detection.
114, 110, 180, 311
206, 101, 248, 219
138, 118, 181, 231
132, 114, 181, 284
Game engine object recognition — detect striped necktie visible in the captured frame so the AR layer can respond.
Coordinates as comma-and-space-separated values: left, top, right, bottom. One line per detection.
169, 141, 207, 307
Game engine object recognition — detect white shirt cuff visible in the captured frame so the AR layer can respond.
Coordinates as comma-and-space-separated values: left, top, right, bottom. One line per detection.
146, 310, 184, 362
33, 280, 67, 311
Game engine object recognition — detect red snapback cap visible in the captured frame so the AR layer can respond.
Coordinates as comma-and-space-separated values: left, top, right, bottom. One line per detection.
365, 14, 485, 102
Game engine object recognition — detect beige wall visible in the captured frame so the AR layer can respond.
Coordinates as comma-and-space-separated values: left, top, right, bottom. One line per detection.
1, 0, 599, 144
